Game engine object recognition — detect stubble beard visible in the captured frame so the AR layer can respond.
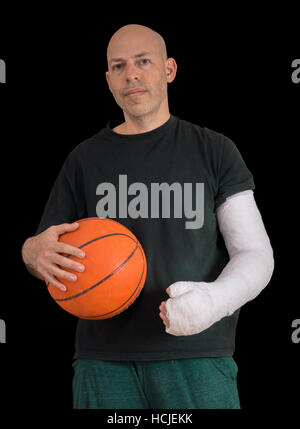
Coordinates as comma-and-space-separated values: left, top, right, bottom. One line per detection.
114, 77, 167, 121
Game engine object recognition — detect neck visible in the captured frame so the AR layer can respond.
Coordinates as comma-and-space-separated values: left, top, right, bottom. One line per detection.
119, 108, 171, 135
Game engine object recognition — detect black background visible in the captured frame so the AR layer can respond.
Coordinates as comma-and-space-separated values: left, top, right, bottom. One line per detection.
0, 7, 299, 422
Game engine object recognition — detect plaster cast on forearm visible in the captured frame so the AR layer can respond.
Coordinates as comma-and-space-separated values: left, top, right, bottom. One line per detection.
165, 191, 274, 336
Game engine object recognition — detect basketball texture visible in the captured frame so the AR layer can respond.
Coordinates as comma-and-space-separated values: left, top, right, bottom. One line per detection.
46, 217, 147, 319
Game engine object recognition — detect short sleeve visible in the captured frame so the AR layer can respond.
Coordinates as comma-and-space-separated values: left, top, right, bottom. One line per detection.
214, 136, 255, 210
34, 154, 86, 235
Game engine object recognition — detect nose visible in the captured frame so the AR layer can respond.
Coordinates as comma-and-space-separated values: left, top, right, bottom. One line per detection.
124, 62, 141, 82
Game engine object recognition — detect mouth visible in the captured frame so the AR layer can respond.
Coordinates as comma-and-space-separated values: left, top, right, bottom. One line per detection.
125, 89, 147, 98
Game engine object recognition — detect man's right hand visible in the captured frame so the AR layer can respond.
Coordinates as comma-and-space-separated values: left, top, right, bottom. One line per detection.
22, 222, 86, 292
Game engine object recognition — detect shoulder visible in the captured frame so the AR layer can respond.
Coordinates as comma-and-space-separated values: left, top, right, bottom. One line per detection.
64, 127, 107, 165
177, 116, 228, 149
178, 116, 225, 140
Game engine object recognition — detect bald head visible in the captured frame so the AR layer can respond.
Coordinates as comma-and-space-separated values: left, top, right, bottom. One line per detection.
107, 24, 167, 68
105, 24, 177, 126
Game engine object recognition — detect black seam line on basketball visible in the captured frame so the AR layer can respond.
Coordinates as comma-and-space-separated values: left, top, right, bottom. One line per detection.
54, 239, 139, 302
45, 233, 136, 288
77, 233, 134, 251
77, 243, 146, 318
76, 243, 146, 318
77, 217, 122, 225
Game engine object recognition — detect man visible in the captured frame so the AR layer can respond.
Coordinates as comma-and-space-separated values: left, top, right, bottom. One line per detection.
22, 24, 274, 409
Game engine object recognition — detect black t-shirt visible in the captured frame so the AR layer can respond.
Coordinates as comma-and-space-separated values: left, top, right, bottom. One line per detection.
35, 115, 255, 361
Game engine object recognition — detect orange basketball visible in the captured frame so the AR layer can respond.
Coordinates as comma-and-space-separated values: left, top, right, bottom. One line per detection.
46, 217, 147, 319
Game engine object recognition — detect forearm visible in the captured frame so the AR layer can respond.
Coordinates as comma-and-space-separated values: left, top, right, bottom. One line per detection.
211, 247, 274, 319
22, 237, 45, 281
212, 190, 274, 318
164, 191, 275, 336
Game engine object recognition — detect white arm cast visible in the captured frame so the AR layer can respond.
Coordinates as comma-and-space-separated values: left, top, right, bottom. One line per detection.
165, 190, 275, 336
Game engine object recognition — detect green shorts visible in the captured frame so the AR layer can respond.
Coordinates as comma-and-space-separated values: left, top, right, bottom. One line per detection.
72, 357, 240, 409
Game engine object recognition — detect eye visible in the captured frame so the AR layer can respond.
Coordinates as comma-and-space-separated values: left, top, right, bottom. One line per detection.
139, 59, 150, 66
112, 64, 122, 71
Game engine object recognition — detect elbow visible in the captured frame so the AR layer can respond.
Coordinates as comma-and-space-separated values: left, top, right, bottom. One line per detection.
256, 243, 275, 286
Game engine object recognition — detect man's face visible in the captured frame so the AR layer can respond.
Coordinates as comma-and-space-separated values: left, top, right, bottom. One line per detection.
106, 35, 170, 119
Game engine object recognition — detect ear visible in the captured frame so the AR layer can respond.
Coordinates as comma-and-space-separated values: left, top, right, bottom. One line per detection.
105, 71, 112, 93
165, 58, 177, 83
